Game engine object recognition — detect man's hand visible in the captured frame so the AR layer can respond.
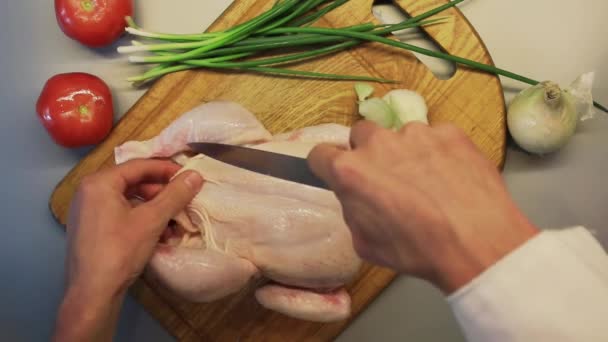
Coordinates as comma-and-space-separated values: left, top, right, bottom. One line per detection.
308, 121, 539, 293
54, 159, 203, 342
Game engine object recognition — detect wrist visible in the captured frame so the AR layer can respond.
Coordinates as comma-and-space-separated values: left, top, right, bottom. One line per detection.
69, 274, 130, 301
430, 218, 540, 294
54, 281, 126, 342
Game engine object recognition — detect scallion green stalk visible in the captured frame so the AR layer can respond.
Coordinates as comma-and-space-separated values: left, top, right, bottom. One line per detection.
288, 0, 349, 27
127, 19, 439, 83
117, 0, 607, 112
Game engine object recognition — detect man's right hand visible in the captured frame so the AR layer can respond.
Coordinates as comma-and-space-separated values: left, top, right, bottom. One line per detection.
308, 120, 539, 294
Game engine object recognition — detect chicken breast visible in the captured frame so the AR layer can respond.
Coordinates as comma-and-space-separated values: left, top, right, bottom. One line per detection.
115, 101, 361, 322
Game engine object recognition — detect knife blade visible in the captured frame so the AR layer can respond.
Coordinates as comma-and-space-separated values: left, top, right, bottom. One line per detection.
187, 142, 330, 190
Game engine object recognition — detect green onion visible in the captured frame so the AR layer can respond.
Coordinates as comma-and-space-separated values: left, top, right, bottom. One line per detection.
236, 67, 394, 83
187, 20, 441, 69
127, 18, 441, 83
128, 63, 393, 84
118, 0, 606, 112
288, 0, 350, 27
256, 0, 327, 33
265, 26, 539, 86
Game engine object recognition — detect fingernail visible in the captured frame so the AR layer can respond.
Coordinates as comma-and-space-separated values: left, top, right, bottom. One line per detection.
184, 171, 203, 190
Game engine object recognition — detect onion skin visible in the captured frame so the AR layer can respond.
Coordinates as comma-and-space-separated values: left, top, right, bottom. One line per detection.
507, 81, 578, 155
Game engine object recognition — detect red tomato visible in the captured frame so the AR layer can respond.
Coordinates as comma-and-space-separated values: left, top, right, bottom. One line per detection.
36, 73, 114, 148
55, 0, 133, 48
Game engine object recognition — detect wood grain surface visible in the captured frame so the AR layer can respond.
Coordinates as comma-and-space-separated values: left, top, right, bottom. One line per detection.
49, 0, 506, 340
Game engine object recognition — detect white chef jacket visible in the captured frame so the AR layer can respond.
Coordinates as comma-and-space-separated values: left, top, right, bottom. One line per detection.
447, 226, 608, 342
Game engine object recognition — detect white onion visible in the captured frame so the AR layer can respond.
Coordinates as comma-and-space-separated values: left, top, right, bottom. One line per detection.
358, 98, 395, 129
355, 84, 429, 130
507, 72, 597, 155
383, 89, 428, 127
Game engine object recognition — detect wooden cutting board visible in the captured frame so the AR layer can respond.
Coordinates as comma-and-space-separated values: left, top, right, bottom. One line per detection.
49, 0, 506, 341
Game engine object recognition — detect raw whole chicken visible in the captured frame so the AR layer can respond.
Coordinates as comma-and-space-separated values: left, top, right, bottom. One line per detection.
115, 101, 362, 322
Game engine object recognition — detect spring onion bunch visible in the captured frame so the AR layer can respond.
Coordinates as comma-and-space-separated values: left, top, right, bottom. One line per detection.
118, 0, 606, 112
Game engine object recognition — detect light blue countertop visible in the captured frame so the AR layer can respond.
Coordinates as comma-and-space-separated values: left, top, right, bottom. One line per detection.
1, 1, 606, 341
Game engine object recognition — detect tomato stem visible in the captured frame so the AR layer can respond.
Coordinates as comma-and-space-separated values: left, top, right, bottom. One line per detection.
78, 105, 91, 120
81, 0, 95, 12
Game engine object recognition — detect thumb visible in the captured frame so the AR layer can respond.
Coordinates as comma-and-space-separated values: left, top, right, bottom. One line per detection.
138, 170, 204, 225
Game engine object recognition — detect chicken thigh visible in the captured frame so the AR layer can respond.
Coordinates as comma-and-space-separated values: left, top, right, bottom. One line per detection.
115, 101, 361, 322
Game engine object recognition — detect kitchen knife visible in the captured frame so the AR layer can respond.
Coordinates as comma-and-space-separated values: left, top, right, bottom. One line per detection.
187, 142, 330, 190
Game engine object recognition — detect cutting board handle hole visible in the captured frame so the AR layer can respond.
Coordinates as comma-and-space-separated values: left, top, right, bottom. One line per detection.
372, 0, 456, 80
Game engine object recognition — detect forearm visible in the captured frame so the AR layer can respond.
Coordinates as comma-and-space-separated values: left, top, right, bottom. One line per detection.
54, 284, 125, 342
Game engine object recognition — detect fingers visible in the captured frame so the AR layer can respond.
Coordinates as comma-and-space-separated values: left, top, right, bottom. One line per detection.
309, 120, 383, 189
349, 120, 380, 148
307, 143, 346, 189
309, 120, 393, 192
127, 183, 165, 201
135, 171, 204, 227
108, 159, 183, 190
397, 121, 430, 137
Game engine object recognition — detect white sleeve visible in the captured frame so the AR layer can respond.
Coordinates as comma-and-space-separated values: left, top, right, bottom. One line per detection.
447, 226, 608, 342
